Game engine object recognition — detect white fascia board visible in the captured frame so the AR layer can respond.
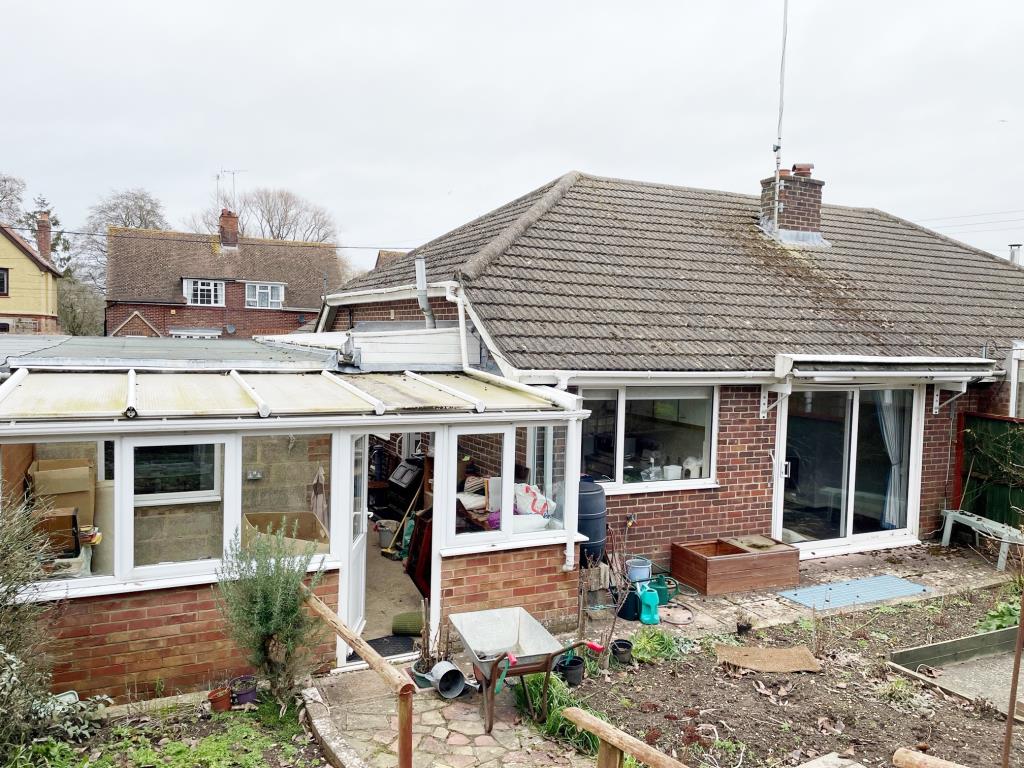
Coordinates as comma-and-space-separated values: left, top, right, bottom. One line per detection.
777, 352, 997, 378
511, 369, 778, 387
323, 282, 458, 307
9, 358, 330, 372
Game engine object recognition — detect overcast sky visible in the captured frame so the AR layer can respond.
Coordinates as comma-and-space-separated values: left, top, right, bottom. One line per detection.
3, 1, 1022, 270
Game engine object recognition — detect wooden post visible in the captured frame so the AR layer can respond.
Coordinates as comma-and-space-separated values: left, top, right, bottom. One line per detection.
397, 688, 413, 768
1002, 587, 1024, 768
562, 707, 690, 768
892, 747, 971, 768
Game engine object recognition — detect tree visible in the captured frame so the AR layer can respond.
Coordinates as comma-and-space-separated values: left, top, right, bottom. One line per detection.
74, 188, 169, 291
185, 187, 337, 243
0, 173, 26, 225
18, 196, 72, 271
57, 276, 105, 336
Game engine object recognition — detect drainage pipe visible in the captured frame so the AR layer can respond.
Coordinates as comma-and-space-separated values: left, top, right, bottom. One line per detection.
415, 255, 435, 329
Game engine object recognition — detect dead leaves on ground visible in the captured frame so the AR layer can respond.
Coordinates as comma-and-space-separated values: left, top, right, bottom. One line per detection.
753, 678, 795, 706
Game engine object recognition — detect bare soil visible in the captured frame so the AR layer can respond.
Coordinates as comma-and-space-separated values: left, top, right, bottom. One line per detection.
576, 586, 1024, 767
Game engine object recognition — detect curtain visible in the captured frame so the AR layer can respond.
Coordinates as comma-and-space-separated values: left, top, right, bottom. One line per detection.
876, 391, 907, 529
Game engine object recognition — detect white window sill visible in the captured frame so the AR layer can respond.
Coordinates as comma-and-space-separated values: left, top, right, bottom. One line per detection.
440, 532, 587, 558
22, 557, 340, 603
601, 478, 720, 496
794, 533, 920, 560
134, 492, 222, 508
245, 305, 284, 310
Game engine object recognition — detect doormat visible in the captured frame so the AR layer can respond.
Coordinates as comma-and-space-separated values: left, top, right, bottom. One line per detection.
715, 644, 821, 673
778, 575, 928, 610
346, 634, 416, 663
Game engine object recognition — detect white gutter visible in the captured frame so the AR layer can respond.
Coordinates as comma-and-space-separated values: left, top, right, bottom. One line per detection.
323, 282, 458, 308
775, 353, 996, 379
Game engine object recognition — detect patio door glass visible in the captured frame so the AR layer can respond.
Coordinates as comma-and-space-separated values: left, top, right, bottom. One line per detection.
781, 390, 852, 543
778, 388, 916, 547
347, 435, 368, 636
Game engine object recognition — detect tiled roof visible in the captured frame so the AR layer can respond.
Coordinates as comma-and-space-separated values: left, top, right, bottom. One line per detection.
107, 228, 344, 309
336, 172, 1024, 372
0, 225, 62, 276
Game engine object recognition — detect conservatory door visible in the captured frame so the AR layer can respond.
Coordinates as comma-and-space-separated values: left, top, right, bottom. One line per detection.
774, 387, 920, 553
346, 435, 369, 638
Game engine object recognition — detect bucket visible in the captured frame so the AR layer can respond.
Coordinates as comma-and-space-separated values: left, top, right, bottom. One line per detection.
429, 661, 466, 699
555, 656, 585, 687
377, 520, 399, 548
611, 639, 633, 665
626, 557, 652, 583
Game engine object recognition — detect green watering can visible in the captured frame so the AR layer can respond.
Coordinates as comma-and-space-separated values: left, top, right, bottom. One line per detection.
636, 581, 660, 625
650, 574, 681, 605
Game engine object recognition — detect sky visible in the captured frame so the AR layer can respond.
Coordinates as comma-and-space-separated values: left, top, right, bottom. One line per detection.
2, 1, 1023, 271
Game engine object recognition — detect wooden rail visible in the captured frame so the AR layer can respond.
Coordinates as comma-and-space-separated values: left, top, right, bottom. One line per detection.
562, 707, 690, 768
892, 748, 970, 768
303, 588, 414, 768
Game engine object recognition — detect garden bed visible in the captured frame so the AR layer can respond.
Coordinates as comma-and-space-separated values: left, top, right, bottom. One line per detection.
570, 586, 1024, 767
10, 699, 328, 768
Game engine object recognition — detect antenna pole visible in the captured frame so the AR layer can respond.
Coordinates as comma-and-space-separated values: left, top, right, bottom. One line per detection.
773, 0, 789, 232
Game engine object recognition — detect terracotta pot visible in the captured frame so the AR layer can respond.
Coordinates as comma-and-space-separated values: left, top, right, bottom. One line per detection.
208, 686, 232, 712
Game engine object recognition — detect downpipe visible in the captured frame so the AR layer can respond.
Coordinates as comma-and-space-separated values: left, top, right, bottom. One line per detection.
415, 255, 436, 329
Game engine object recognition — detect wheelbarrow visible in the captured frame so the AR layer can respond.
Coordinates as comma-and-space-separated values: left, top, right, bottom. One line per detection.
449, 607, 602, 734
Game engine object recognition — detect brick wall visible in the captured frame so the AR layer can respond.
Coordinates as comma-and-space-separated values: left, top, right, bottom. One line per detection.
329, 296, 457, 330
0, 313, 60, 334
47, 571, 339, 701
440, 544, 579, 633
107, 283, 317, 339
603, 385, 776, 570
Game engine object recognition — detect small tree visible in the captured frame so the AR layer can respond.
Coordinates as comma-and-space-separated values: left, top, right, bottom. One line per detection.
217, 523, 324, 708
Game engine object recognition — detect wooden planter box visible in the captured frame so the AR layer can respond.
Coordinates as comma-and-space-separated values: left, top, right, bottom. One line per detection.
670, 535, 799, 596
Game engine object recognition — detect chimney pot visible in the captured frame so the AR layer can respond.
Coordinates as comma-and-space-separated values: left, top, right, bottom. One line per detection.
219, 209, 239, 248
35, 212, 52, 262
791, 162, 814, 178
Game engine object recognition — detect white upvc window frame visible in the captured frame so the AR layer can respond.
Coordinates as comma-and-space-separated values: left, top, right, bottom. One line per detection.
580, 385, 720, 495
132, 442, 223, 507
1008, 343, 1024, 418
183, 278, 226, 307
245, 282, 285, 309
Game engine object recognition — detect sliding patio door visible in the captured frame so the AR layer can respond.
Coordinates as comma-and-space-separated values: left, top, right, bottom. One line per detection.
775, 387, 919, 550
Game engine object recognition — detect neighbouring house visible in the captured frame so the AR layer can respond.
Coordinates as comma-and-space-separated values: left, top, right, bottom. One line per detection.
104, 209, 345, 339
0, 214, 63, 333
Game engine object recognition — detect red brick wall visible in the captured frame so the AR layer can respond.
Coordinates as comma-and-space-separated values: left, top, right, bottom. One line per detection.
47, 571, 339, 701
440, 544, 579, 633
603, 385, 776, 569
329, 296, 457, 330
107, 283, 317, 339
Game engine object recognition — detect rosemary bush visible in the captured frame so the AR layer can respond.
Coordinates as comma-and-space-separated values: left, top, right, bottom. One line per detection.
217, 521, 324, 708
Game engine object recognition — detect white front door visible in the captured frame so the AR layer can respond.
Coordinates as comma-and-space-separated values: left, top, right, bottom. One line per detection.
772, 386, 923, 554
347, 434, 369, 638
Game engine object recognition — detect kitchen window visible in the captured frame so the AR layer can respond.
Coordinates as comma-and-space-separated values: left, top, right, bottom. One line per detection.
581, 386, 718, 492
184, 279, 224, 306
245, 283, 284, 309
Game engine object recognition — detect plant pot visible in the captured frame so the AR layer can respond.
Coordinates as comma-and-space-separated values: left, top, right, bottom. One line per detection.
410, 659, 434, 689
555, 656, 585, 687
611, 639, 633, 665
230, 675, 258, 706
208, 686, 232, 712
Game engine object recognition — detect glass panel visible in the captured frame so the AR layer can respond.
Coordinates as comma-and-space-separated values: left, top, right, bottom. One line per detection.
622, 387, 713, 484
781, 391, 851, 544
241, 434, 331, 554
853, 390, 913, 534
134, 443, 224, 565
455, 432, 505, 535
1017, 361, 1024, 418
353, 436, 366, 539
513, 426, 566, 534
581, 391, 617, 482
134, 444, 216, 495
1, 441, 112, 578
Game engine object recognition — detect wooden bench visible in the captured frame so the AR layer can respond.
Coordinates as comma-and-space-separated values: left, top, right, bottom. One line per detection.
941, 509, 1024, 571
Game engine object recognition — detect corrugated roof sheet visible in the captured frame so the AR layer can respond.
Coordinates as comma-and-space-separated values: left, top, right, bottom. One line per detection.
0, 371, 560, 421
336, 172, 1024, 372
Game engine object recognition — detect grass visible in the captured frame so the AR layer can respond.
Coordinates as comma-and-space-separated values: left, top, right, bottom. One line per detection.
513, 674, 601, 755
630, 627, 691, 663
7, 698, 320, 768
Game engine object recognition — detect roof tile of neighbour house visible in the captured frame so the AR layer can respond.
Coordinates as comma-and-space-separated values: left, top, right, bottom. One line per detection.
0, 225, 63, 276
339, 172, 1024, 372
106, 227, 344, 309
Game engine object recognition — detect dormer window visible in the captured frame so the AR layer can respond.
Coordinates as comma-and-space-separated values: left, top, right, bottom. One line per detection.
245, 282, 284, 309
184, 279, 224, 306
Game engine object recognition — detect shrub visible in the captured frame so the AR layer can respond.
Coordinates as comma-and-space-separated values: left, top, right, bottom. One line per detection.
217, 521, 324, 708
631, 626, 690, 663
977, 599, 1020, 632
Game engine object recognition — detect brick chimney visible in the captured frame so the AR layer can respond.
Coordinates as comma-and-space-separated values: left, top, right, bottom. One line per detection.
218, 209, 239, 248
35, 212, 52, 262
759, 163, 828, 245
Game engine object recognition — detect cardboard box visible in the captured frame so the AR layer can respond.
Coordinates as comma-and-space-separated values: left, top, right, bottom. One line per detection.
28, 459, 95, 527
242, 512, 329, 555
36, 507, 80, 559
